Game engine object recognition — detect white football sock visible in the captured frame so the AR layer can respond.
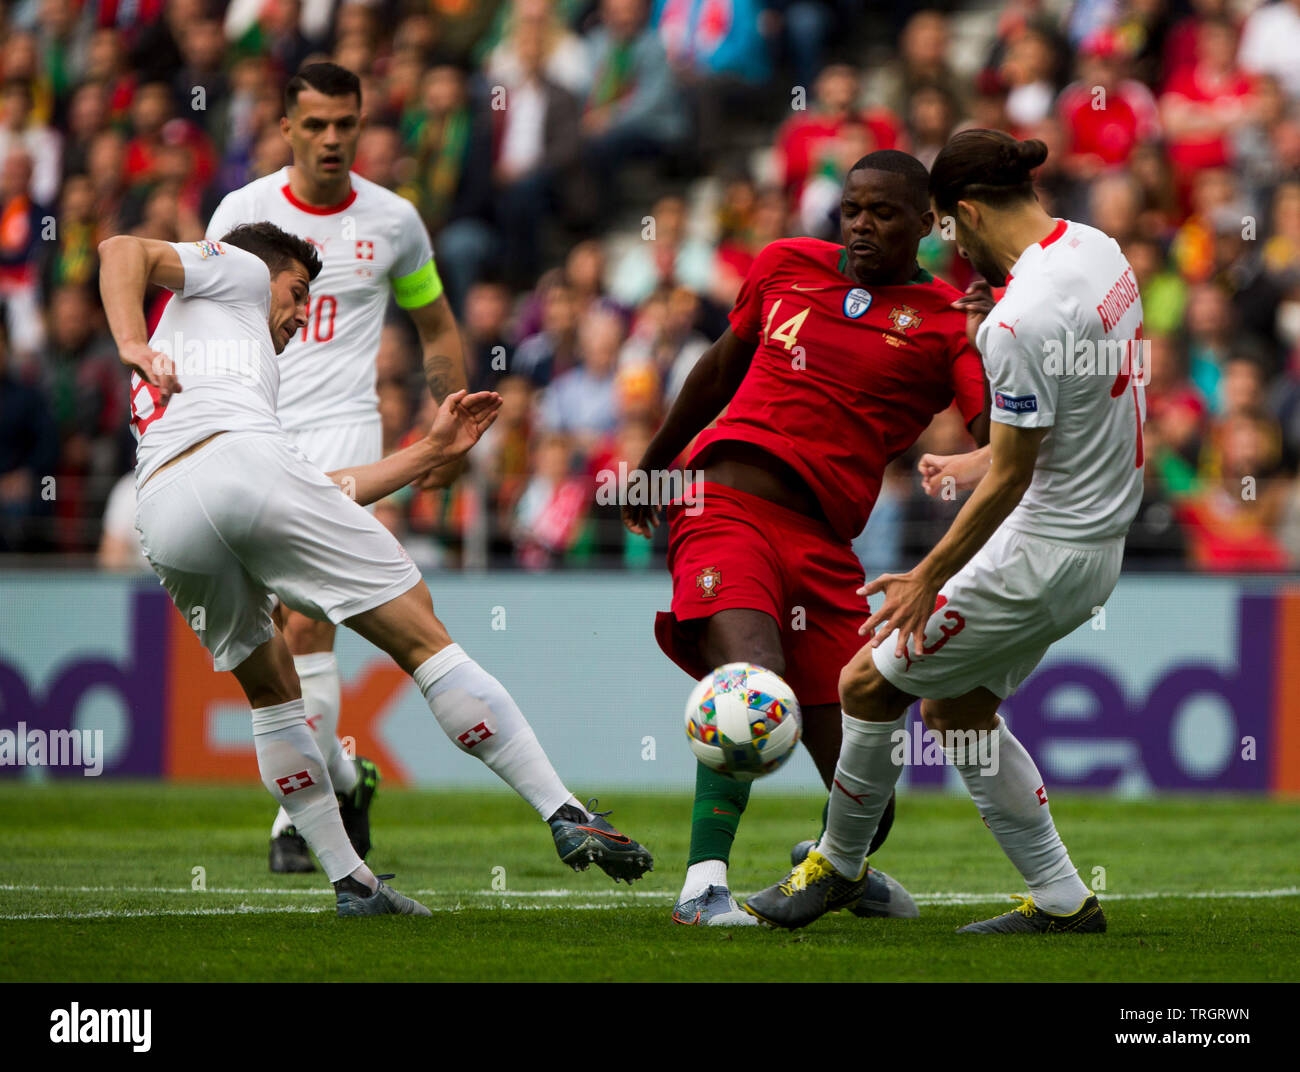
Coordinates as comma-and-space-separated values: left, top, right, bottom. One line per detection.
251, 699, 364, 883
949, 716, 1091, 915
680, 859, 728, 903
297, 651, 358, 792
816, 711, 907, 878
412, 644, 574, 820
270, 651, 356, 839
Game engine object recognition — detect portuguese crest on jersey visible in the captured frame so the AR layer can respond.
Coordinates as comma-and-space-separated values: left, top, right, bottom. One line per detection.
843, 287, 872, 319
888, 305, 922, 333
696, 566, 722, 599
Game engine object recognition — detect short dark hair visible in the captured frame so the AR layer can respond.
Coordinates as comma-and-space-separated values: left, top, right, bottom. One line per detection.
848, 149, 931, 212
219, 222, 321, 281
929, 129, 1048, 214
285, 62, 362, 115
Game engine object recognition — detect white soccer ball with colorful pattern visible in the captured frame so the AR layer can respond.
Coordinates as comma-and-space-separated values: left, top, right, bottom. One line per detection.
684, 663, 801, 781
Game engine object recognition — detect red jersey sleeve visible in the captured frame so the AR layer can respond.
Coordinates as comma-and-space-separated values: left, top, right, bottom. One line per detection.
950, 336, 988, 426
728, 241, 785, 343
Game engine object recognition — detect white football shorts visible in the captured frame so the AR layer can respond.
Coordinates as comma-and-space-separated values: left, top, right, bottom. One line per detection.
285, 416, 383, 514
135, 430, 422, 671
872, 525, 1124, 699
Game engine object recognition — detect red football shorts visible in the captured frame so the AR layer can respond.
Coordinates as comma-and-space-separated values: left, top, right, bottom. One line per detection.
654, 482, 869, 707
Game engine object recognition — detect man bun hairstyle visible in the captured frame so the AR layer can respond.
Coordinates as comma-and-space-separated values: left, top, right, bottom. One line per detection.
929, 129, 1048, 214
285, 61, 362, 115
220, 221, 322, 282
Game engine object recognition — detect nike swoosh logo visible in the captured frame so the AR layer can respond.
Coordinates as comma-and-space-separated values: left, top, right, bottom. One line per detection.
712, 807, 736, 816
577, 825, 631, 845
790, 283, 830, 292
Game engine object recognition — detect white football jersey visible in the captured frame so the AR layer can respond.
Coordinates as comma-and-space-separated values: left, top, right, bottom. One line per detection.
131, 239, 281, 487
205, 168, 437, 432
975, 218, 1146, 542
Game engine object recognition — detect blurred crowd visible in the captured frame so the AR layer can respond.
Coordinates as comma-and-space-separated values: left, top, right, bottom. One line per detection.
3, 0, 1300, 574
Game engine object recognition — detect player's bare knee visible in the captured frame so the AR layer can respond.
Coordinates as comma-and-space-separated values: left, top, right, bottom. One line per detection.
839, 658, 908, 721
701, 610, 784, 677
282, 612, 334, 655
348, 582, 454, 674
921, 694, 999, 735
233, 646, 300, 710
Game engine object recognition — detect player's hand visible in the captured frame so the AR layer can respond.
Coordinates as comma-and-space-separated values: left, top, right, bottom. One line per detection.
621, 460, 667, 538
425, 389, 502, 461
857, 569, 940, 661
622, 498, 661, 539
917, 450, 990, 498
951, 279, 994, 350
120, 341, 181, 404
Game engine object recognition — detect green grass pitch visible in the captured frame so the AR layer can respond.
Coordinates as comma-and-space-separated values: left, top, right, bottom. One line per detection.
1, 784, 1296, 982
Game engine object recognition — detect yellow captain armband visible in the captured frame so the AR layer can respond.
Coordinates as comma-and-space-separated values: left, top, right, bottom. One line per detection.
392, 259, 443, 309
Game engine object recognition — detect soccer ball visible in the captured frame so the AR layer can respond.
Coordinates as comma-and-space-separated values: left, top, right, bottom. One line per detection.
684, 663, 801, 782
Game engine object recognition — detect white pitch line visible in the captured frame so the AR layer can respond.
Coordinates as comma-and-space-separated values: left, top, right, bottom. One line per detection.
0, 905, 331, 921
0, 884, 665, 898
0, 903, 633, 921
913, 887, 1300, 905
0, 888, 1294, 919
0, 884, 1295, 922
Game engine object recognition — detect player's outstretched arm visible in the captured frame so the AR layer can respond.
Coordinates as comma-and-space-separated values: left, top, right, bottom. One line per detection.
918, 446, 992, 497
98, 236, 187, 403
623, 327, 757, 537
861, 421, 1045, 658
327, 390, 501, 506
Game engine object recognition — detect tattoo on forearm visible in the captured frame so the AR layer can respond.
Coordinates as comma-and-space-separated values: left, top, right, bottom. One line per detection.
424, 354, 455, 402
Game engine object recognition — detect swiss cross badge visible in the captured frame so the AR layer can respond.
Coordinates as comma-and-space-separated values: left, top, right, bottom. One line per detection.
696, 566, 722, 599
355, 240, 374, 260
888, 305, 922, 333
275, 770, 315, 795
457, 721, 493, 749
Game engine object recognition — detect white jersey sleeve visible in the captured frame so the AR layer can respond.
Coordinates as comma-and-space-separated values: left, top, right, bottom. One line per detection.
390, 195, 434, 279
388, 195, 440, 309
980, 300, 1073, 430
176, 239, 270, 308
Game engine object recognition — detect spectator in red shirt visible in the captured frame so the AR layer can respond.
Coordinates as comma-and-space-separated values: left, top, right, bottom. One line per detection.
1160, 17, 1255, 184
1162, 0, 1236, 89
1176, 410, 1290, 570
1058, 29, 1160, 181
124, 82, 177, 188
774, 64, 898, 209
713, 186, 786, 308
83, 28, 136, 128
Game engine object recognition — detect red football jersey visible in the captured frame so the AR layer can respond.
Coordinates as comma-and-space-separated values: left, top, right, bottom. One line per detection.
690, 237, 987, 542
